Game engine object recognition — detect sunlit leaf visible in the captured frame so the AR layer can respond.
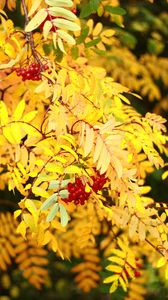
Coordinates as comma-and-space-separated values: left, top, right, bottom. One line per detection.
64, 165, 81, 174
13, 99, 25, 121
25, 9, 48, 32
46, 203, 59, 222
45, 0, 73, 7
48, 7, 77, 21
59, 204, 69, 227
28, 0, 43, 17
40, 193, 58, 211
53, 19, 80, 31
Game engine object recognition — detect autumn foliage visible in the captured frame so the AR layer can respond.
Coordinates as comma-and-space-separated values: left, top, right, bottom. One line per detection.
0, 0, 168, 299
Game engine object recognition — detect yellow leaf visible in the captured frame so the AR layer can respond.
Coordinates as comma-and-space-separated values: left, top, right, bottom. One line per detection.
138, 222, 146, 241
17, 162, 27, 176
100, 151, 111, 174
107, 256, 124, 266
117, 238, 127, 252
103, 274, 119, 284
43, 20, 52, 40
14, 209, 22, 219
93, 22, 103, 36
112, 249, 126, 259
0, 135, 6, 145
165, 265, 168, 280
106, 265, 122, 273
25, 199, 39, 225
129, 215, 139, 238
109, 280, 118, 293
162, 171, 168, 180
53, 156, 67, 164
125, 264, 134, 278
51, 236, 58, 252
84, 125, 94, 157
16, 221, 27, 238
23, 213, 36, 232
0, 8, 7, 15
13, 99, 25, 121
10, 123, 22, 144
157, 257, 167, 268
41, 231, 52, 246
102, 29, 115, 37
23, 111, 37, 122
0, 49, 25, 69
93, 136, 103, 163
119, 94, 130, 104
0, 101, 8, 125
64, 165, 81, 174
60, 134, 76, 147
119, 276, 127, 292
45, 163, 64, 174
4, 42, 16, 58
32, 187, 49, 198
3, 127, 16, 144
28, 0, 43, 17
60, 144, 78, 161
97, 144, 108, 171
111, 156, 123, 178
25, 9, 48, 32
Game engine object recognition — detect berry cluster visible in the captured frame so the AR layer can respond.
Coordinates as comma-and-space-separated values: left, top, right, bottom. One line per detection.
91, 172, 107, 193
64, 178, 91, 205
63, 172, 107, 205
15, 63, 49, 81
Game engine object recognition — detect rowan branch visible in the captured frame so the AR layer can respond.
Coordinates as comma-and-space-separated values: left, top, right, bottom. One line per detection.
21, 0, 43, 67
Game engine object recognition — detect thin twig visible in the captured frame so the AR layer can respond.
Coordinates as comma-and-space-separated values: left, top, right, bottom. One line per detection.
145, 237, 164, 256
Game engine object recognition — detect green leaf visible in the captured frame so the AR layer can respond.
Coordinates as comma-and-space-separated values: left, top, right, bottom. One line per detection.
105, 6, 126, 16
48, 7, 77, 21
46, 203, 59, 222
91, 0, 101, 11
43, 43, 53, 55
53, 19, 80, 31
48, 179, 70, 189
71, 46, 79, 59
93, 48, 106, 56
80, 0, 101, 18
40, 193, 58, 211
117, 30, 137, 49
45, 0, 73, 7
59, 189, 69, 199
76, 26, 89, 44
147, 38, 164, 55
57, 30, 76, 45
25, 9, 48, 32
60, 204, 69, 227
85, 37, 101, 48
54, 47, 63, 62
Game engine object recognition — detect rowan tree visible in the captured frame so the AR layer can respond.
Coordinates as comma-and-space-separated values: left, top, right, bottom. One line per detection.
0, 0, 168, 299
